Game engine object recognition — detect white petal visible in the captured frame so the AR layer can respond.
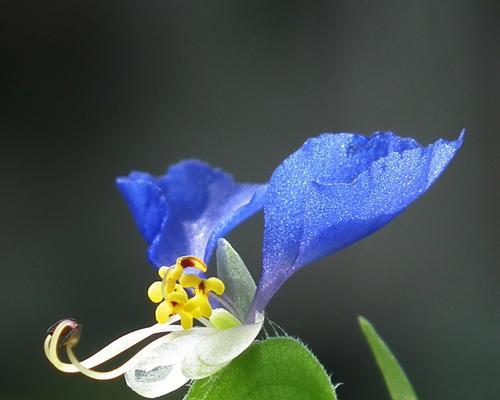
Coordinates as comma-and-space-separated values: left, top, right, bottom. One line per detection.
182, 313, 264, 379
124, 328, 216, 398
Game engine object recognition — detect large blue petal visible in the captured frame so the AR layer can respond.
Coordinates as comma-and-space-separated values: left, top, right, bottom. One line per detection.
251, 131, 464, 312
117, 160, 267, 267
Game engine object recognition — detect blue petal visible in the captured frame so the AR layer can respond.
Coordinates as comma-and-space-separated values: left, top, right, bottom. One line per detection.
252, 131, 464, 312
116, 172, 168, 244
117, 160, 267, 267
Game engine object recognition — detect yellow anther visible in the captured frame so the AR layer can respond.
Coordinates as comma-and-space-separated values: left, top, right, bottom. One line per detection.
183, 293, 212, 318
181, 275, 224, 295
164, 272, 177, 294
168, 264, 184, 282
147, 255, 227, 329
180, 274, 225, 318
147, 281, 163, 303
183, 297, 200, 313
197, 296, 212, 317
189, 307, 203, 319
179, 274, 202, 288
176, 256, 208, 273
178, 310, 194, 330
156, 266, 177, 296
204, 277, 225, 296
174, 283, 186, 293
158, 266, 169, 279
154, 288, 190, 325
155, 301, 173, 324
168, 290, 188, 305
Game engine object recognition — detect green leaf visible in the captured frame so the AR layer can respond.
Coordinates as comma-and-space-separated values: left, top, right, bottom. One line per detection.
216, 238, 256, 321
185, 337, 337, 400
359, 316, 418, 400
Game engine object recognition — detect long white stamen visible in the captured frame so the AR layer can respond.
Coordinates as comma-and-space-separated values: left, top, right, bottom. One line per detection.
79, 316, 181, 368
45, 316, 182, 377
197, 317, 213, 328
65, 343, 153, 380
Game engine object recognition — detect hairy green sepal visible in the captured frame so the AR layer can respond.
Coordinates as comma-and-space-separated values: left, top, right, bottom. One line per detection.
216, 238, 256, 321
185, 337, 337, 400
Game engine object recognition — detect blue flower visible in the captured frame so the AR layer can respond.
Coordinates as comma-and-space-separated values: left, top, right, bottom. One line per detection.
250, 131, 464, 313
116, 159, 267, 267
45, 131, 463, 398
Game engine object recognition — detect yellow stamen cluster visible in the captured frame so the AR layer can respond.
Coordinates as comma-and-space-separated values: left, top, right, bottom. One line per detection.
147, 256, 225, 330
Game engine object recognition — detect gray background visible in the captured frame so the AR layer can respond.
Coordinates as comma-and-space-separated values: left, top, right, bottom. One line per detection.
1, 1, 499, 399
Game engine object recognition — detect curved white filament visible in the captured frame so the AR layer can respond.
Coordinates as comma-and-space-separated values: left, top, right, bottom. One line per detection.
44, 316, 181, 375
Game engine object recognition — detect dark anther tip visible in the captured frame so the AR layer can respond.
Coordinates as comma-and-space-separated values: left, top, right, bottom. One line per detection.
61, 324, 82, 348
46, 319, 82, 347
180, 257, 195, 268
46, 318, 78, 335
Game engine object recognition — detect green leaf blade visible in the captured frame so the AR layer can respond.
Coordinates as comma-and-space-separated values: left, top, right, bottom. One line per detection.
359, 316, 418, 400
186, 337, 337, 400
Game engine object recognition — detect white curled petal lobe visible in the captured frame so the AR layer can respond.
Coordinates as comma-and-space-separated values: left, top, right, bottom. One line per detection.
125, 328, 216, 398
182, 313, 264, 379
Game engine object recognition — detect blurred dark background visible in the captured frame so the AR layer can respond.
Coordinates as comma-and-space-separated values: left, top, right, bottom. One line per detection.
1, 0, 499, 399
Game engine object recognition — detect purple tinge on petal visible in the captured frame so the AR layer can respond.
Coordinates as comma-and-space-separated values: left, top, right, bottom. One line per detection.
117, 160, 267, 267
250, 131, 464, 313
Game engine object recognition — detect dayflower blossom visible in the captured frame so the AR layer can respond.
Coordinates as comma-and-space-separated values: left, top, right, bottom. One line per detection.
44, 131, 463, 398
